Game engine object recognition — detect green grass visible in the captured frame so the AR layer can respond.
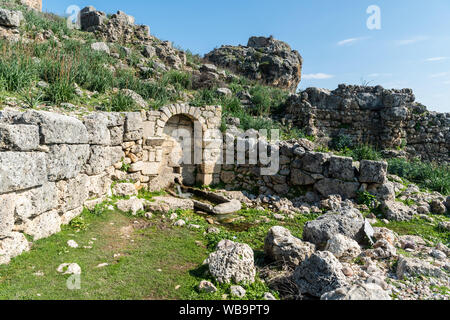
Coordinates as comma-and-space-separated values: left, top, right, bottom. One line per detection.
0, 210, 208, 300
387, 158, 450, 195
373, 216, 450, 246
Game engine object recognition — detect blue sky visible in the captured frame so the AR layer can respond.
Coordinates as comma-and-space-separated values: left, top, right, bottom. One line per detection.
44, 0, 450, 113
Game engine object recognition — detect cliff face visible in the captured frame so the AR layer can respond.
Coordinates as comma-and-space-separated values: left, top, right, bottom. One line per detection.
205, 36, 303, 93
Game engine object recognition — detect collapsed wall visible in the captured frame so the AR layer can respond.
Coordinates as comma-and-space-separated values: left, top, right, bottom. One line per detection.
0, 104, 222, 264
283, 85, 450, 163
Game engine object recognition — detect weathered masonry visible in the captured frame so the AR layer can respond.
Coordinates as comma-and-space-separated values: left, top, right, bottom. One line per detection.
0, 104, 222, 264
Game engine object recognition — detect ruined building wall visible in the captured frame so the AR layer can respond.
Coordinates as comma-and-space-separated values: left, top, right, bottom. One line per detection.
283, 85, 449, 163
0, 104, 222, 264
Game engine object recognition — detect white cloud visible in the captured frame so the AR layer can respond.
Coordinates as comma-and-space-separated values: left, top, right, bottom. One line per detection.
429, 72, 449, 78
337, 37, 368, 46
396, 36, 428, 46
425, 57, 449, 62
367, 73, 393, 78
303, 73, 335, 80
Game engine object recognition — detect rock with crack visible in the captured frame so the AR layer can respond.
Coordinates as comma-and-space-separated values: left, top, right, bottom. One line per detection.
293, 251, 347, 298
230, 285, 246, 298
206, 239, 256, 284
302, 207, 366, 248
321, 282, 391, 300
264, 226, 315, 267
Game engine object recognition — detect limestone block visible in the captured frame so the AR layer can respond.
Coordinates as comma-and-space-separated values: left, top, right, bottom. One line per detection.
46, 144, 90, 181
0, 152, 47, 194
19, 110, 88, 144
0, 124, 39, 151
24, 210, 61, 240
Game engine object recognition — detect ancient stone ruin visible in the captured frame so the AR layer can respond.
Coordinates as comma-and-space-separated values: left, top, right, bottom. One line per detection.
283, 85, 449, 163
0, 105, 222, 263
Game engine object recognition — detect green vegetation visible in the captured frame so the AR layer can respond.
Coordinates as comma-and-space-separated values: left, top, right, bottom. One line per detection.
373, 216, 450, 246
102, 92, 138, 112
387, 158, 449, 195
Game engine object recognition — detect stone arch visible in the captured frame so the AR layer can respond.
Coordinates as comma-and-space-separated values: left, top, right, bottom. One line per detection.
142, 103, 222, 189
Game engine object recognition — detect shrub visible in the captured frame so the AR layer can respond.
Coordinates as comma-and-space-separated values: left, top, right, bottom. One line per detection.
387, 158, 449, 195
102, 92, 138, 112
331, 134, 353, 151
339, 144, 382, 161
44, 79, 76, 104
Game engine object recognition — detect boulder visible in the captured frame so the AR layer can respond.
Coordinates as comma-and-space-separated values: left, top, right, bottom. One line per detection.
325, 234, 361, 262
83, 113, 111, 145
397, 256, 447, 280
328, 156, 355, 181
230, 285, 246, 298
207, 240, 256, 284
46, 144, 90, 181
321, 282, 391, 300
0, 194, 15, 237
367, 181, 396, 201
213, 200, 242, 215
198, 280, 217, 293
301, 152, 330, 174
381, 201, 415, 221
0, 8, 23, 28
430, 200, 446, 215
293, 251, 347, 297
303, 207, 366, 247
264, 226, 315, 266
148, 196, 194, 214
205, 36, 303, 92
23, 210, 61, 240
314, 178, 360, 199
57, 263, 81, 275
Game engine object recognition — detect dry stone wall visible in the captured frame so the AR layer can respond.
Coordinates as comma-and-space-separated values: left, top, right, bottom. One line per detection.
220, 138, 391, 200
284, 85, 449, 163
0, 103, 222, 264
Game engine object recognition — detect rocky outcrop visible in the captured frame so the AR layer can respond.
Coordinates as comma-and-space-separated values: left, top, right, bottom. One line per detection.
80, 7, 150, 44
205, 36, 302, 92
